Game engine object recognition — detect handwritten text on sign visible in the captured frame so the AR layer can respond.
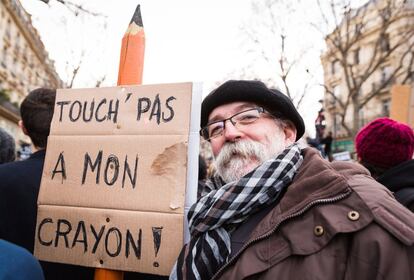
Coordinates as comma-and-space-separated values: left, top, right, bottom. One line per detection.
35, 83, 195, 275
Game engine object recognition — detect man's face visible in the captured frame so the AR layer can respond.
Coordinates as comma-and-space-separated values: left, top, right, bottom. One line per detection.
207, 102, 296, 182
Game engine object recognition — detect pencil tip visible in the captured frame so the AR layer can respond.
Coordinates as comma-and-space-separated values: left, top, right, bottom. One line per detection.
130, 4, 143, 27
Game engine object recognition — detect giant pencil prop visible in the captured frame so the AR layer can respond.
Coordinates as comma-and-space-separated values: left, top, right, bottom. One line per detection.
117, 4, 145, 86
94, 4, 145, 280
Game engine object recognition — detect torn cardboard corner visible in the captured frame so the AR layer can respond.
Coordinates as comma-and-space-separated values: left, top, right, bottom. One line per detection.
35, 205, 183, 276
151, 142, 187, 176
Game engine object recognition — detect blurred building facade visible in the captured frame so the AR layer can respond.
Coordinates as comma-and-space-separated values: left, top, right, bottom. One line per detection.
0, 0, 62, 146
321, 0, 414, 153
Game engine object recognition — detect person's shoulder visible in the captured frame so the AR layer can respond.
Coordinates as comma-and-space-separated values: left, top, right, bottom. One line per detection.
0, 240, 44, 280
334, 161, 414, 246
0, 157, 44, 191
0, 152, 45, 173
0, 160, 24, 176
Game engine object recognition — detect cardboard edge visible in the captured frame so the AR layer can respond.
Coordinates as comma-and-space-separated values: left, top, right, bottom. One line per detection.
183, 82, 202, 243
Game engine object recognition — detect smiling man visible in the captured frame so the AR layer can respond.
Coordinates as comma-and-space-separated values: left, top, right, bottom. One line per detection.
209, 103, 295, 183
170, 80, 414, 280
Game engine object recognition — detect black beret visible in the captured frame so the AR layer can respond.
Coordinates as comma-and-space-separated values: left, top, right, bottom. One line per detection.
201, 80, 305, 140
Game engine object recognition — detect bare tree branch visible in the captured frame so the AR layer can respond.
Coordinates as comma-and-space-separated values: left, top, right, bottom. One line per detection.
95, 75, 106, 88
317, 0, 414, 137
37, 0, 105, 17
239, 0, 314, 110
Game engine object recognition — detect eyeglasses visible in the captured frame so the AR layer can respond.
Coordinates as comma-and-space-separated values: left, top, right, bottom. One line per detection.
200, 107, 270, 141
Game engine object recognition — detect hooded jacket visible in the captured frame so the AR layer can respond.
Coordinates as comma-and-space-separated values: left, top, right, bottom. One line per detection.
213, 148, 414, 280
377, 159, 414, 212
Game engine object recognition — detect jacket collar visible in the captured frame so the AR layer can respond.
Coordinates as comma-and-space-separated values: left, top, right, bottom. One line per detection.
250, 148, 353, 239
377, 159, 414, 192
29, 149, 46, 160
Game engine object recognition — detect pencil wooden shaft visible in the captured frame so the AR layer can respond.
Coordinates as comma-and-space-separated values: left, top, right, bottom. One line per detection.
94, 4, 145, 280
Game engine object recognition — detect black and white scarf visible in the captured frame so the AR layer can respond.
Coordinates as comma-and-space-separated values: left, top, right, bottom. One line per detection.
170, 144, 303, 280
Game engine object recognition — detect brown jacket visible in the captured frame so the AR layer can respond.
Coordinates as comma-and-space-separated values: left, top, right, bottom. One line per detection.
214, 148, 414, 280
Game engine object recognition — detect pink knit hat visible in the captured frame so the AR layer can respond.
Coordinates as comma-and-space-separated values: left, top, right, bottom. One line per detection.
355, 117, 414, 169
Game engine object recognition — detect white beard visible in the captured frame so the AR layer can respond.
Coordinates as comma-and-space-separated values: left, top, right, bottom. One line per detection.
214, 132, 289, 183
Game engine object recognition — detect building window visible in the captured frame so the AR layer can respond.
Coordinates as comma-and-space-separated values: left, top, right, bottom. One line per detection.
380, 66, 392, 84
327, 85, 340, 107
380, 34, 390, 52
353, 48, 360, 64
354, 23, 362, 36
382, 99, 390, 116
333, 85, 340, 98
331, 60, 340, 75
2, 47, 8, 68
334, 114, 342, 136
358, 109, 364, 129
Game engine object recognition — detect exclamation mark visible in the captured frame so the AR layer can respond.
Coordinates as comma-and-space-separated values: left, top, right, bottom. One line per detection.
152, 226, 163, 267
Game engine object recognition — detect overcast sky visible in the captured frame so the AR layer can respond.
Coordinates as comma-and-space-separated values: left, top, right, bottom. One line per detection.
19, 0, 368, 136
20, 1, 252, 87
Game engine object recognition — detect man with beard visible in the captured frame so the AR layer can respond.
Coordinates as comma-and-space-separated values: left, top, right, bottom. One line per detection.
171, 80, 414, 280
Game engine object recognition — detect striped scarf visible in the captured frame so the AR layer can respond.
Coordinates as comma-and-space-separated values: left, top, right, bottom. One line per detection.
170, 144, 303, 280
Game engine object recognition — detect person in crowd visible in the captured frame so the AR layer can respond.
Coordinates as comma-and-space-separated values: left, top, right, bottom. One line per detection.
171, 80, 414, 280
0, 127, 15, 164
356, 117, 414, 211
0, 88, 94, 280
321, 131, 333, 161
0, 239, 44, 280
305, 136, 324, 156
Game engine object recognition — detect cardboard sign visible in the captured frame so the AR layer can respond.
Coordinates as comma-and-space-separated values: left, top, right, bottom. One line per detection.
34, 83, 201, 275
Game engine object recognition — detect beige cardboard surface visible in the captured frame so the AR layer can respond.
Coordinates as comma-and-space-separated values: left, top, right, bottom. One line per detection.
35, 83, 198, 274
39, 135, 188, 213
35, 205, 183, 275
51, 83, 193, 136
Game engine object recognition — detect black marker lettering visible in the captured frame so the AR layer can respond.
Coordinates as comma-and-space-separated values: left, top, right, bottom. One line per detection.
56, 101, 70, 122
137, 97, 151, 121
108, 99, 119, 123
55, 219, 72, 248
105, 227, 122, 257
95, 99, 107, 122
152, 226, 163, 257
38, 218, 53, 246
69, 100, 82, 122
90, 224, 105, 254
104, 155, 119, 186
163, 96, 176, 123
52, 152, 66, 184
82, 151, 103, 185
149, 94, 161, 124
71, 221, 88, 253
126, 229, 142, 259
82, 99, 95, 122
122, 155, 138, 188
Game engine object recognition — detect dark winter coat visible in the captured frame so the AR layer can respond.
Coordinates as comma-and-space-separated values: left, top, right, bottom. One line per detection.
377, 159, 414, 212
0, 150, 94, 280
213, 148, 414, 280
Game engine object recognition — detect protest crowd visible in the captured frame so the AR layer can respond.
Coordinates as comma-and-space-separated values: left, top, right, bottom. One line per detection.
0, 80, 413, 280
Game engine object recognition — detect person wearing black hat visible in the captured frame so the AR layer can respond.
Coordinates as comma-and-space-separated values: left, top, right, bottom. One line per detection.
171, 80, 414, 280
